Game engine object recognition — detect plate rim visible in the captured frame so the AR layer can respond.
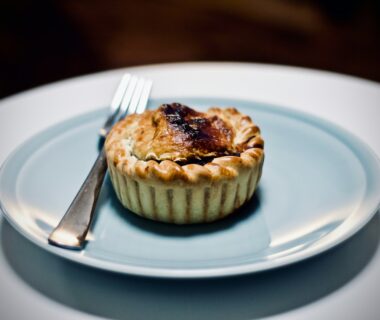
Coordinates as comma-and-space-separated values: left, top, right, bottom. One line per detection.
1, 94, 380, 279
0, 61, 378, 102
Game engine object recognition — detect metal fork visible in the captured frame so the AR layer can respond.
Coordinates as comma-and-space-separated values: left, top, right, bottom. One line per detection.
48, 74, 152, 250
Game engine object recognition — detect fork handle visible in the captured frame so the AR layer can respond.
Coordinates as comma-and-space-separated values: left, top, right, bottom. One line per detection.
48, 148, 108, 249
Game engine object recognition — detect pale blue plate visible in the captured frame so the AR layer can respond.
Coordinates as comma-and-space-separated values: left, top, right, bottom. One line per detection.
1, 98, 380, 278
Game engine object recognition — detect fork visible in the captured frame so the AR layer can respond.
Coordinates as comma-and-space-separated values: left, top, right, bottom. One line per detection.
48, 74, 152, 250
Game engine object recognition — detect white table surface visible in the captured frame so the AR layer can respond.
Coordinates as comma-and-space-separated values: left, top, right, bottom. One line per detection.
0, 62, 379, 320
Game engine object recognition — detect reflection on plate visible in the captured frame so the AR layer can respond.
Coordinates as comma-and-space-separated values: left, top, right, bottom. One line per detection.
1, 98, 380, 278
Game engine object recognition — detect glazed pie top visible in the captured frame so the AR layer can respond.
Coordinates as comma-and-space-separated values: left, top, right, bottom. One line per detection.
105, 103, 264, 183
108, 103, 263, 162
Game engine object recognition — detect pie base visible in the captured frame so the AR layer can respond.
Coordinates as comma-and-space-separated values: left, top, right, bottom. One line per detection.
107, 154, 264, 224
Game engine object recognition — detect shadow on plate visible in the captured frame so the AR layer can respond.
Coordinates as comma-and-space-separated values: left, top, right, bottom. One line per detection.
103, 176, 261, 237
1, 212, 379, 320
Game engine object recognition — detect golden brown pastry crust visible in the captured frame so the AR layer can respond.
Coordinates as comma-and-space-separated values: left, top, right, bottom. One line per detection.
105, 103, 264, 224
105, 103, 264, 186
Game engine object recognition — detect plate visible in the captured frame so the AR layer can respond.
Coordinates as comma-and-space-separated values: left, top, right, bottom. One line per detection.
1, 95, 380, 278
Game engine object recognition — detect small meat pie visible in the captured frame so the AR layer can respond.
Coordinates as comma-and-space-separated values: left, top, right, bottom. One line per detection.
105, 103, 264, 224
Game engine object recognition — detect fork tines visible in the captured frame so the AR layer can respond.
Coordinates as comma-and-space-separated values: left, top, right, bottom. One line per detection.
100, 74, 152, 137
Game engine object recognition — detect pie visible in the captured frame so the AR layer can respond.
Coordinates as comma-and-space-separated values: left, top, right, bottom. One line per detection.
105, 102, 264, 224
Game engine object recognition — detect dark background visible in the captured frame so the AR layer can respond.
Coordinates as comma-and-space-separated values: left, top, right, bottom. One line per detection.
1, 0, 379, 99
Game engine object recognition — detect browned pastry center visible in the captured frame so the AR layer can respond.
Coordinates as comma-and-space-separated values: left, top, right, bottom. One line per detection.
151, 103, 235, 161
